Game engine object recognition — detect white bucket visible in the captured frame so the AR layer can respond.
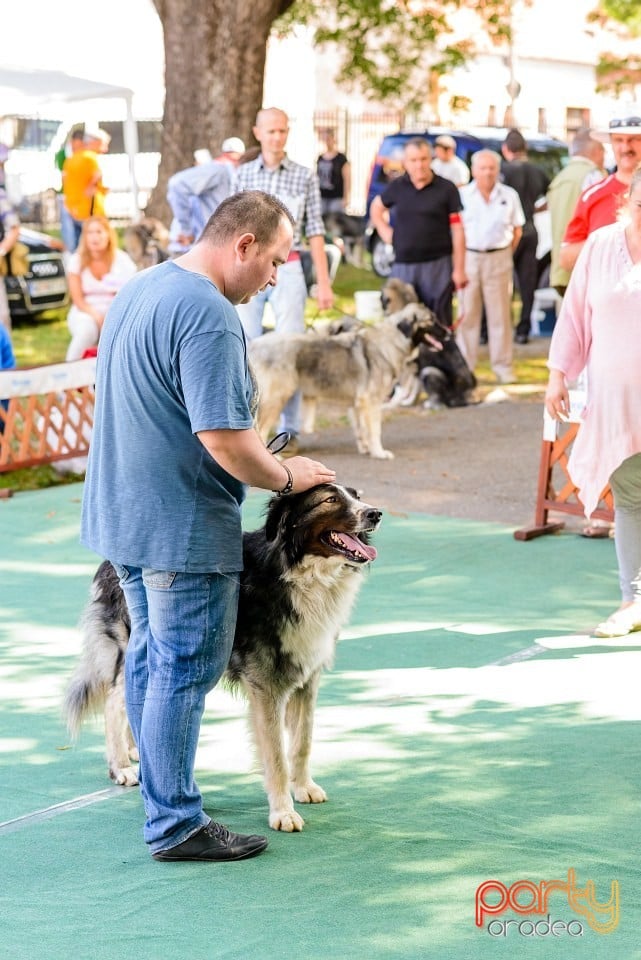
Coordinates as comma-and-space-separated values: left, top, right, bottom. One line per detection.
354, 290, 383, 321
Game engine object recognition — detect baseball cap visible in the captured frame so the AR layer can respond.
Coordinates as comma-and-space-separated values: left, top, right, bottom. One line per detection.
221, 137, 245, 154
435, 135, 457, 150
84, 127, 111, 145
594, 112, 641, 141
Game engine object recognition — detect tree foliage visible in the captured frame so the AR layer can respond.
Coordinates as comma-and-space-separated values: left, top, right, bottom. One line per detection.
589, 1, 641, 94
147, 0, 521, 219
276, 0, 519, 113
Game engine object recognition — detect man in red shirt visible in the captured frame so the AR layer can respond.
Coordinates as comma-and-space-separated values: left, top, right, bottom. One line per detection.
560, 114, 641, 272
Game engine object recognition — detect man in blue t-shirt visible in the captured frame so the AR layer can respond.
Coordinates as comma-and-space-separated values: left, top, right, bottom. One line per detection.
369, 137, 467, 327
81, 190, 336, 863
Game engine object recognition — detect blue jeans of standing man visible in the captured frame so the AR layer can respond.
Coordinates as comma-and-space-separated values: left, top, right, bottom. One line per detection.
235, 258, 308, 435
60, 204, 83, 253
112, 563, 240, 854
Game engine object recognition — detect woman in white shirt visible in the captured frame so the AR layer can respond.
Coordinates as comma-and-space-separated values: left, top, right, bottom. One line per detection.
65, 216, 137, 361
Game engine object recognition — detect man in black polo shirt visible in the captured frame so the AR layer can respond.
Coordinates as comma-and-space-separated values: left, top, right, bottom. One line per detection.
370, 137, 467, 326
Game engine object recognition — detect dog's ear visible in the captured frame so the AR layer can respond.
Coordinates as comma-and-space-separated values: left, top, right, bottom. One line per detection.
395, 304, 424, 339
404, 282, 419, 304
264, 494, 291, 542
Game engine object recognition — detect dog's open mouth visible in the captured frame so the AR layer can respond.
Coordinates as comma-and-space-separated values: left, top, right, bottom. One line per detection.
322, 530, 378, 563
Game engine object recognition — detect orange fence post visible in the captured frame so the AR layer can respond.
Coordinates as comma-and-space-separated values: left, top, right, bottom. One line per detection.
514, 408, 614, 541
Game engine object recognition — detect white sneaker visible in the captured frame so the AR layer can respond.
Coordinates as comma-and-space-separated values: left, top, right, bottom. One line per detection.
593, 603, 641, 638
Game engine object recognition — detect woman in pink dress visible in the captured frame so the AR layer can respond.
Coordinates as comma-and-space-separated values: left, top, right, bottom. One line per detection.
545, 165, 641, 637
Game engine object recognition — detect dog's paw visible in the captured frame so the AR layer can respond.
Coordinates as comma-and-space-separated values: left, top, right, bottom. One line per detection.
269, 808, 305, 832
293, 780, 327, 804
370, 449, 394, 460
110, 765, 139, 787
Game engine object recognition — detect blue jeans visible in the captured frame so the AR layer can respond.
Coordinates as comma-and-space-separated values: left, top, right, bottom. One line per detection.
112, 564, 240, 853
235, 259, 307, 434
60, 204, 83, 253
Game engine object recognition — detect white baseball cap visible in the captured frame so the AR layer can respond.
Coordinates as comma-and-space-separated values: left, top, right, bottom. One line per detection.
221, 137, 245, 154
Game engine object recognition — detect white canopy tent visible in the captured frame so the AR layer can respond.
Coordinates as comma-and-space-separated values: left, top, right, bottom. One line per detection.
0, 65, 141, 216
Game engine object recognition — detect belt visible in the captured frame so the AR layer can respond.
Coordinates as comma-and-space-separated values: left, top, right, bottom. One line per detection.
466, 246, 510, 253
286, 251, 301, 262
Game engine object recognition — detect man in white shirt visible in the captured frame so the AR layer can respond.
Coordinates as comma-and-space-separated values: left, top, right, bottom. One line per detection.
456, 149, 525, 384
431, 135, 470, 187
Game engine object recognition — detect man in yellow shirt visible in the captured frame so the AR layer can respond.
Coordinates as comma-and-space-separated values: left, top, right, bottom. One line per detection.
61, 128, 110, 251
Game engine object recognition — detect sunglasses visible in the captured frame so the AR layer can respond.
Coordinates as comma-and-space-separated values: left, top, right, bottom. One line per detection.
266, 431, 291, 455
609, 117, 641, 128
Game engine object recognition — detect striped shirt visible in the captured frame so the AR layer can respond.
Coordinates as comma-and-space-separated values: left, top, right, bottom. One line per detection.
233, 154, 324, 247
0, 187, 19, 237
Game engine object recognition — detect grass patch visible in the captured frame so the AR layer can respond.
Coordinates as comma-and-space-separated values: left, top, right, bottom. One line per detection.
12, 309, 69, 366
4, 261, 549, 495
1, 463, 85, 495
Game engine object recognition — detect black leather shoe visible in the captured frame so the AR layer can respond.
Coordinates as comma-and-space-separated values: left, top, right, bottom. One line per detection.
152, 821, 268, 862
514, 333, 529, 344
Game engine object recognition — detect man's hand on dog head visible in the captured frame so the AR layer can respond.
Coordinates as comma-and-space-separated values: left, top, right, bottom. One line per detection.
285, 456, 337, 493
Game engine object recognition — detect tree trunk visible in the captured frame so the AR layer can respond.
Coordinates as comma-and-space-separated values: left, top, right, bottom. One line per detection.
148, 0, 294, 223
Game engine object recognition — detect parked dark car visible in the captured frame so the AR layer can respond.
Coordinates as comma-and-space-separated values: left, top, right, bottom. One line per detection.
6, 228, 69, 321
366, 127, 569, 276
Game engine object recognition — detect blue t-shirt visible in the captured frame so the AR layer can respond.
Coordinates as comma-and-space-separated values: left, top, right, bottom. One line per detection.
81, 261, 255, 573
0, 325, 15, 370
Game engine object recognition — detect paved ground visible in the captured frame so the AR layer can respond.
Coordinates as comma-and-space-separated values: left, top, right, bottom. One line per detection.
288, 338, 589, 532
293, 386, 546, 526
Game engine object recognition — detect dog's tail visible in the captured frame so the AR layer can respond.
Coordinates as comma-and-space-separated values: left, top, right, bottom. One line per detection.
63, 668, 105, 739
63, 600, 128, 738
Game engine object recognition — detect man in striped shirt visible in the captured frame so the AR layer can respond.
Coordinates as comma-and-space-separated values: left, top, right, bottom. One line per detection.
233, 107, 333, 442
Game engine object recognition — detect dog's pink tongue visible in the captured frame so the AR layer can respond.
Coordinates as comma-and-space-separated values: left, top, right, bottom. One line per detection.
339, 532, 377, 561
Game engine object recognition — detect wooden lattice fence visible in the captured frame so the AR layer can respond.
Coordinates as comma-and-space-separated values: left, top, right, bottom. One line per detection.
0, 359, 96, 485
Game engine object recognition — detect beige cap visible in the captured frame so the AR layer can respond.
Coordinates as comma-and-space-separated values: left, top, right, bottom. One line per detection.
435, 135, 457, 149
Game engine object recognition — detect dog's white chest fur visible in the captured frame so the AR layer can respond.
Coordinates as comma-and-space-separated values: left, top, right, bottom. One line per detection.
281, 557, 363, 676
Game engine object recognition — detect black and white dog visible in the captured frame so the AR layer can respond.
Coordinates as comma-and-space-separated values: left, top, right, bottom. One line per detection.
64, 484, 381, 832
322, 211, 368, 267
381, 278, 477, 409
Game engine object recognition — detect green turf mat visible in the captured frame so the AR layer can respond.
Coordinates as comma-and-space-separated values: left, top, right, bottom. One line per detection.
1, 484, 639, 959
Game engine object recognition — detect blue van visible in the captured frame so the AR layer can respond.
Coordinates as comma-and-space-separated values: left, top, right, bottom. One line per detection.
366, 127, 568, 276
